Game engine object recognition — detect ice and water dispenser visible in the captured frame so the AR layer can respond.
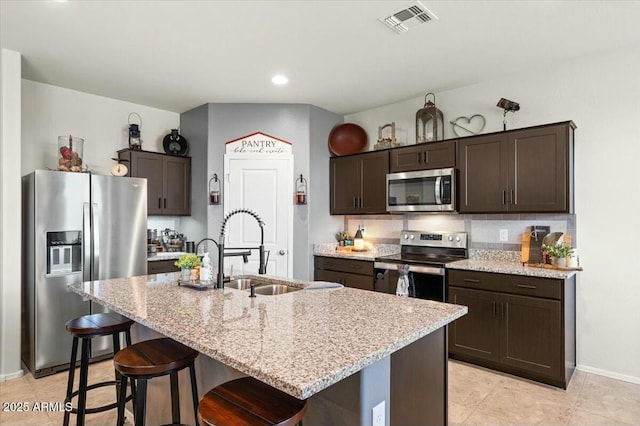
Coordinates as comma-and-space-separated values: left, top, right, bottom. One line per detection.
46, 231, 82, 275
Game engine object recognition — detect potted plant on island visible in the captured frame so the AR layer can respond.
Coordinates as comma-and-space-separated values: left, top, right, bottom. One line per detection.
542, 242, 574, 268
175, 254, 201, 281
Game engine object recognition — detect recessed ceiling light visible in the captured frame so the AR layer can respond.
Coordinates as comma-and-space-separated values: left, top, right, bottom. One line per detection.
271, 75, 289, 85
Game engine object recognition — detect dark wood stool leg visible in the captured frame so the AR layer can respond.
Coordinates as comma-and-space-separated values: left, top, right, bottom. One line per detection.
63, 336, 79, 426
135, 378, 147, 426
125, 329, 137, 414
170, 372, 181, 425
189, 364, 199, 426
116, 375, 128, 426
112, 333, 122, 403
76, 338, 90, 426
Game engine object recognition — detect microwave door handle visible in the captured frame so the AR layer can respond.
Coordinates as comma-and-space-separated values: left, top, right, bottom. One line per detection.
435, 176, 442, 205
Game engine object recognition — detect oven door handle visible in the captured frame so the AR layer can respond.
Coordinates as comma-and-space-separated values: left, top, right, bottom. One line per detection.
374, 262, 444, 276
435, 176, 442, 205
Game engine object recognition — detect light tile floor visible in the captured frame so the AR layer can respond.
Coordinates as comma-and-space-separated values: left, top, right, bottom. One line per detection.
1, 359, 638, 425
449, 360, 640, 425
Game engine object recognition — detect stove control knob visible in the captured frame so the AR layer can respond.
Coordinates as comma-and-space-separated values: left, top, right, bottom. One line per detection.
448, 235, 454, 241
456, 236, 461, 242
403, 234, 409, 240
409, 234, 415, 240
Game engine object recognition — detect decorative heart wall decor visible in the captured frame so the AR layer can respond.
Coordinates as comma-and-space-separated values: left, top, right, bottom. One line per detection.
450, 114, 486, 137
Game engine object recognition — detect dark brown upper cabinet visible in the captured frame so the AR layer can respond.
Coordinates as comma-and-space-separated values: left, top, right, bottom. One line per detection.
118, 149, 191, 216
330, 150, 389, 215
389, 140, 456, 173
458, 121, 575, 213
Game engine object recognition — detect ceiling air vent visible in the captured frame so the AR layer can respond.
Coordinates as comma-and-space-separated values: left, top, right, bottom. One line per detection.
379, 1, 438, 34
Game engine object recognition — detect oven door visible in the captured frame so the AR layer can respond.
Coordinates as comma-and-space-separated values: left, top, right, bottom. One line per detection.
374, 262, 445, 302
386, 168, 455, 213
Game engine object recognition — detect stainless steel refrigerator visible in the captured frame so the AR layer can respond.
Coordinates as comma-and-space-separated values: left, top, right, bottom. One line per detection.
22, 170, 147, 378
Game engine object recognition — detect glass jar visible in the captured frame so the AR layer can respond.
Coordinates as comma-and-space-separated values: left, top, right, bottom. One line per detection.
58, 136, 84, 172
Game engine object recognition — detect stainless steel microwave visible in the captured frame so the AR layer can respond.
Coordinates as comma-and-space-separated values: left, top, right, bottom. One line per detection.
386, 168, 456, 213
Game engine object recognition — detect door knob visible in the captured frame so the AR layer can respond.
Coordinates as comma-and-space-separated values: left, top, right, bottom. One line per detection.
278, 250, 286, 255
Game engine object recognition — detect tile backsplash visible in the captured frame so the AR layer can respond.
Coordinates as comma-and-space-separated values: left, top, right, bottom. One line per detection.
147, 217, 182, 234
345, 213, 576, 251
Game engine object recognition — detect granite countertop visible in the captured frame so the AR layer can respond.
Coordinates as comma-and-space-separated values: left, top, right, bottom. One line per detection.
147, 252, 187, 262
313, 243, 400, 261
447, 259, 577, 279
314, 244, 578, 279
68, 274, 466, 399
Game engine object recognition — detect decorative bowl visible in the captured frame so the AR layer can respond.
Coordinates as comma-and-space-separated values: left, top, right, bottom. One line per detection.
328, 123, 367, 156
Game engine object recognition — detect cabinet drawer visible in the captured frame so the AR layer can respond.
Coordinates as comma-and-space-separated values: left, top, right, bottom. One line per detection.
314, 256, 373, 275
447, 270, 561, 300
315, 269, 374, 291
148, 260, 180, 274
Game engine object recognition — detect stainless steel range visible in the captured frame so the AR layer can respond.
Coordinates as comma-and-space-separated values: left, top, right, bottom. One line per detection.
374, 230, 468, 301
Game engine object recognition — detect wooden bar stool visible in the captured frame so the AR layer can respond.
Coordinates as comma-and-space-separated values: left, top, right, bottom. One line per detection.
114, 337, 199, 426
63, 312, 136, 426
198, 377, 307, 426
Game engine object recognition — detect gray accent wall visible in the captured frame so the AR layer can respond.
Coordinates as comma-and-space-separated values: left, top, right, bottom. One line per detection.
181, 103, 342, 280
179, 104, 209, 245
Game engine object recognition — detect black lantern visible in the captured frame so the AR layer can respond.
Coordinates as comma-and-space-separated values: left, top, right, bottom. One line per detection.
295, 174, 307, 205
209, 174, 221, 205
496, 98, 520, 131
128, 112, 142, 150
416, 92, 444, 143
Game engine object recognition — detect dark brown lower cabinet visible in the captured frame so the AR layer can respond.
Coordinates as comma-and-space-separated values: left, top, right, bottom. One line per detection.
447, 269, 575, 388
148, 260, 180, 274
314, 256, 374, 291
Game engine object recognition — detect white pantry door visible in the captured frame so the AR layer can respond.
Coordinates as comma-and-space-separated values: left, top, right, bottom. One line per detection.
224, 155, 292, 278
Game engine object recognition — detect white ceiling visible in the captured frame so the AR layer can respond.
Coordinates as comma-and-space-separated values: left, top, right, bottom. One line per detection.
2, 0, 640, 115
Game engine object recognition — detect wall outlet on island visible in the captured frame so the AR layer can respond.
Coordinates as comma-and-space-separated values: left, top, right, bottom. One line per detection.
372, 400, 385, 426
499, 229, 509, 242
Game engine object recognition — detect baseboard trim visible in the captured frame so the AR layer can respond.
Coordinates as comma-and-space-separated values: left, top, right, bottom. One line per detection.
577, 364, 640, 384
0, 369, 25, 382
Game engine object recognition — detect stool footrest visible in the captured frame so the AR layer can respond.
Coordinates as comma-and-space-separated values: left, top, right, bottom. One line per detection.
65, 380, 134, 415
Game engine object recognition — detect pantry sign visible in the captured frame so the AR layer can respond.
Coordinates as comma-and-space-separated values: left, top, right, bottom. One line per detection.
225, 132, 292, 155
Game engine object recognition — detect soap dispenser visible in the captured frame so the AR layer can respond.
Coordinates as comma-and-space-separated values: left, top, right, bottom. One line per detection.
200, 252, 213, 282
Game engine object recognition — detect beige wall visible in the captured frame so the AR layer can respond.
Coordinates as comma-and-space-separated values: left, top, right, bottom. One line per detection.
1, 48, 23, 380
21, 80, 179, 175
347, 46, 640, 384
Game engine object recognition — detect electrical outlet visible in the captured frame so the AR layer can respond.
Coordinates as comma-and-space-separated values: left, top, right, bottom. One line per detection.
499, 229, 508, 242
372, 400, 385, 426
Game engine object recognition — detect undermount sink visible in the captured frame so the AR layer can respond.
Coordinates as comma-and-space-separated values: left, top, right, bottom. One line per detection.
226, 277, 301, 295
250, 284, 302, 295
227, 278, 268, 290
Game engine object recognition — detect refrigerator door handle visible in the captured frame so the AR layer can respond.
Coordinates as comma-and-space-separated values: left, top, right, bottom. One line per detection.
92, 203, 100, 280
83, 202, 91, 282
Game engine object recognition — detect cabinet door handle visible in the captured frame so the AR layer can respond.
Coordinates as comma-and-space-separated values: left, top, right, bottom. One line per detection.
510, 189, 514, 205
158, 197, 162, 208
517, 284, 537, 289
358, 197, 362, 208
502, 190, 506, 205
164, 198, 167, 208
492, 300, 496, 317
353, 197, 357, 208
463, 278, 480, 283
424, 151, 428, 163
501, 302, 505, 318
417, 152, 421, 163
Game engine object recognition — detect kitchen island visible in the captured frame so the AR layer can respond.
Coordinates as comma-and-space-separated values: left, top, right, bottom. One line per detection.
68, 273, 466, 425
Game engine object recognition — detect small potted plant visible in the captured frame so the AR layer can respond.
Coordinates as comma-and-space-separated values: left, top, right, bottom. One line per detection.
335, 231, 352, 247
175, 254, 201, 281
542, 242, 574, 268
